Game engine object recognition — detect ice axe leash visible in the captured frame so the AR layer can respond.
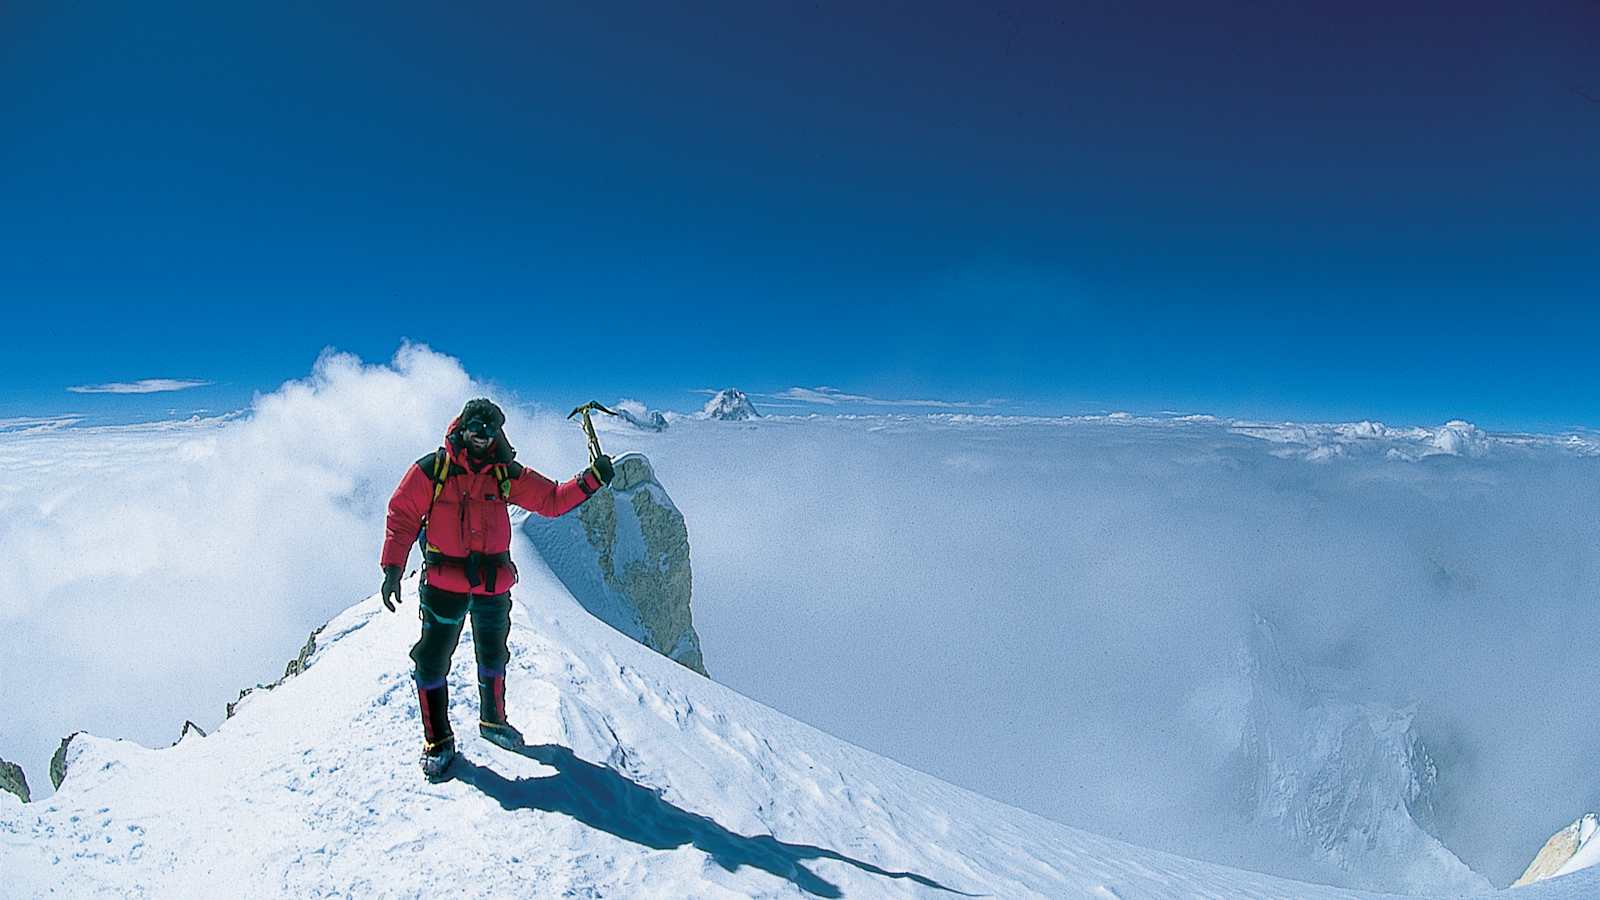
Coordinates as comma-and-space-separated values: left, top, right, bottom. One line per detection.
566, 401, 618, 464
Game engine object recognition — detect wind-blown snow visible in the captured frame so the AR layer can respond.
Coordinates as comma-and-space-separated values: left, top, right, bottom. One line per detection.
8, 563, 1599, 898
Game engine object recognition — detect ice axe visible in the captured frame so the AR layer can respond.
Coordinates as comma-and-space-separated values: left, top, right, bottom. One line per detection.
567, 401, 618, 464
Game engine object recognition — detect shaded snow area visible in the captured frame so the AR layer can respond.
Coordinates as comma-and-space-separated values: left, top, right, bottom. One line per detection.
7, 566, 1595, 898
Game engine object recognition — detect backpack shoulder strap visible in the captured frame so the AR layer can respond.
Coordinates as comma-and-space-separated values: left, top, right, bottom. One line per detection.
430, 448, 451, 502
413, 448, 451, 510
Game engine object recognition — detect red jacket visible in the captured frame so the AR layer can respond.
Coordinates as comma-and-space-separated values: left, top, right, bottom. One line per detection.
381, 416, 603, 595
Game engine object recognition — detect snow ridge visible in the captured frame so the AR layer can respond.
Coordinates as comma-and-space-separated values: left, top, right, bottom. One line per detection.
6, 570, 1600, 897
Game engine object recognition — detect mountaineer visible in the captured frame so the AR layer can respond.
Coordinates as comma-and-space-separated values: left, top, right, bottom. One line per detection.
379, 398, 612, 777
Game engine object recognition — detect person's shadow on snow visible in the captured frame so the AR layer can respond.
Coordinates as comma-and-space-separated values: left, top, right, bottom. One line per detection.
449, 743, 981, 898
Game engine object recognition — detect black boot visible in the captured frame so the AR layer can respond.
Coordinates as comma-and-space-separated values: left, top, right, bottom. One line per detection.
477, 668, 524, 749
418, 681, 456, 777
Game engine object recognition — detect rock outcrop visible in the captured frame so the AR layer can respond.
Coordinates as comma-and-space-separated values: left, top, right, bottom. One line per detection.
700, 388, 760, 421
50, 732, 81, 790
520, 452, 707, 675
227, 623, 327, 719
170, 721, 208, 746
0, 758, 30, 803
1515, 814, 1599, 886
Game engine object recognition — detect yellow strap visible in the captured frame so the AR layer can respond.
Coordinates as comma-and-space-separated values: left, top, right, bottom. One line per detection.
431, 448, 449, 502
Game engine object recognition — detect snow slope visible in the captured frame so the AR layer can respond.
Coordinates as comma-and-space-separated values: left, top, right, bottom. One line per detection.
6, 556, 1600, 899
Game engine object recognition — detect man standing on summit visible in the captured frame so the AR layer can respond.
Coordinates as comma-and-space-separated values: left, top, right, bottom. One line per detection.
380, 398, 613, 777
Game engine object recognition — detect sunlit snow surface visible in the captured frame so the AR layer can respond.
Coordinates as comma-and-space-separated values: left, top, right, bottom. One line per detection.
6, 566, 1598, 899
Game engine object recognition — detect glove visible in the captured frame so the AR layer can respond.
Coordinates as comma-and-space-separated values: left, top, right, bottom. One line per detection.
590, 453, 614, 486
381, 565, 403, 612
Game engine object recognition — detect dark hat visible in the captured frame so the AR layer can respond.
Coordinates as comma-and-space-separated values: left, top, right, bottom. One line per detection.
453, 398, 515, 463
458, 397, 505, 431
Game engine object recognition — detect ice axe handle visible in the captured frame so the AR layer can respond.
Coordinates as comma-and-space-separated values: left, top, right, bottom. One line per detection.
566, 401, 618, 464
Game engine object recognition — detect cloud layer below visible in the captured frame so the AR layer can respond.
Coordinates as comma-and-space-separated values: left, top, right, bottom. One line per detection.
608, 410, 1600, 888
4, 348, 1597, 891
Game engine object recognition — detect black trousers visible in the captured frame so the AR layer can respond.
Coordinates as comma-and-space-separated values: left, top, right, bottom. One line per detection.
410, 581, 512, 688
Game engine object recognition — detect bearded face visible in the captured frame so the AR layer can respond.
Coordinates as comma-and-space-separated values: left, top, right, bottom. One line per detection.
461, 418, 496, 460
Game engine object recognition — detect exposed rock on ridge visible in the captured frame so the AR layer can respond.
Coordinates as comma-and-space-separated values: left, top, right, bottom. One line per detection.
1516, 814, 1599, 885
50, 732, 81, 790
0, 757, 29, 803
520, 452, 707, 675
226, 623, 327, 719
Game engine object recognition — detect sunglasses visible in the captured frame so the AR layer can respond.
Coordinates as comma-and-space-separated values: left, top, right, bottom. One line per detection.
463, 419, 498, 439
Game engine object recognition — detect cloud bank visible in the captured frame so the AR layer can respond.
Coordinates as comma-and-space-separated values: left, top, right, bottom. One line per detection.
739, 385, 1007, 409
5, 349, 1599, 892
66, 378, 213, 394
0, 344, 598, 804
609, 412, 1600, 889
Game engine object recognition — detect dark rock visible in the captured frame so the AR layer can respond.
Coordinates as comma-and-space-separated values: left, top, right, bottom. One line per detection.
170, 720, 208, 746
283, 626, 323, 679
50, 732, 81, 791
0, 758, 30, 803
225, 622, 328, 719
525, 452, 708, 676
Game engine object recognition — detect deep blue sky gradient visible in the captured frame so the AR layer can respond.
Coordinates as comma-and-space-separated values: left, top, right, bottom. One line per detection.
3, 2, 1597, 429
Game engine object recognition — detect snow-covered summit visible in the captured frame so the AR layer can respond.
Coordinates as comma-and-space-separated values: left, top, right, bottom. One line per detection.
613, 398, 670, 432
700, 388, 761, 421
7, 565, 1600, 898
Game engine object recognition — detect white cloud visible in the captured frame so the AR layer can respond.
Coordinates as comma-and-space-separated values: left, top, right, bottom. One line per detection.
754, 385, 1008, 409
67, 378, 213, 395
609, 411, 1600, 889
1223, 416, 1588, 462
6, 360, 1600, 891
0, 415, 84, 433
0, 343, 598, 808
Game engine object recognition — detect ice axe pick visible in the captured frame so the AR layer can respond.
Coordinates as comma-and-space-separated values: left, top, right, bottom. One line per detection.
567, 401, 618, 464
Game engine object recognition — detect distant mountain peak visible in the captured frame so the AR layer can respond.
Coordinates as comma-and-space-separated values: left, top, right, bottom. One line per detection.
699, 389, 760, 421
613, 399, 669, 432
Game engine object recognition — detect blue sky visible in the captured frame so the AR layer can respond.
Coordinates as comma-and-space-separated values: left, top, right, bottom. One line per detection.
3, 1, 1596, 430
